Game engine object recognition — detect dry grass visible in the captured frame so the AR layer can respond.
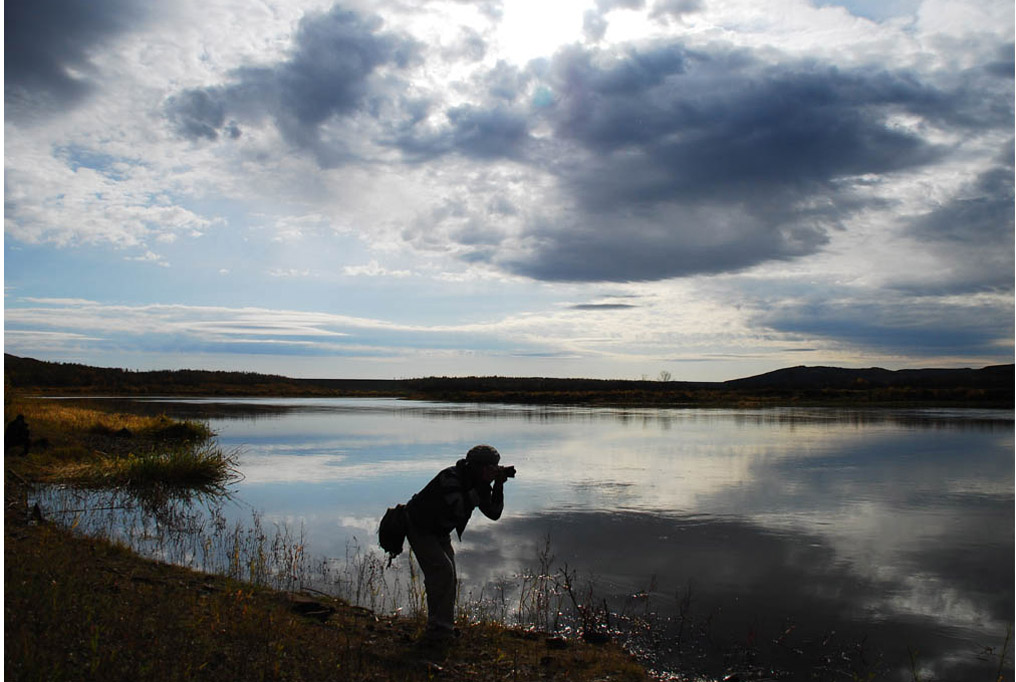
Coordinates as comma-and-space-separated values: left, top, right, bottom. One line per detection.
7, 398, 212, 444
5, 489, 648, 682
5, 398, 226, 490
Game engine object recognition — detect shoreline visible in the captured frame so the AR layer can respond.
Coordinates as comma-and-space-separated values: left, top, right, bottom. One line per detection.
12, 389, 1014, 410
5, 486, 648, 682
6, 354, 1013, 409
4, 400, 649, 682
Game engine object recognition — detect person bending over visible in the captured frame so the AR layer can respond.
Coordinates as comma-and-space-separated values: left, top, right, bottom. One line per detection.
405, 444, 514, 640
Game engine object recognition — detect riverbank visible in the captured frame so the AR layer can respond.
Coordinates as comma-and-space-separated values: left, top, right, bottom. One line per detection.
5, 495, 647, 681
4, 401, 648, 682
6, 353, 1013, 408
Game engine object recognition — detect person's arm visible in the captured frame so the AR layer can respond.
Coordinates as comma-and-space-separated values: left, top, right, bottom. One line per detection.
476, 480, 504, 520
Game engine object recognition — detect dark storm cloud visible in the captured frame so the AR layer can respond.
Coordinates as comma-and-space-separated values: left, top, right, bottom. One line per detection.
913, 162, 1014, 244
396, 41, 986, 282
165, 90, 230, 141
5, 0, 150, 118
383, 35, 1008, 286
493, 43, 1006, 282
387, 61, 535, 160
554, 66, 940, 201
416, 105, 531, 160
984, 43, 1015, 78
165, 5, 419, 163
904, 155, 1015, 293
504, 204, 832, 282
757, 295, 1013, 358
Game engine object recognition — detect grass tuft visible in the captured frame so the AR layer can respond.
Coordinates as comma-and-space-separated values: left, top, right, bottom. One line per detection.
5, 397, 230, 492
41, 443, 239, 490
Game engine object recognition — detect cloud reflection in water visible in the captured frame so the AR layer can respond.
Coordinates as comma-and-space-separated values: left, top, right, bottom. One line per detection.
167, 399, 1011, 679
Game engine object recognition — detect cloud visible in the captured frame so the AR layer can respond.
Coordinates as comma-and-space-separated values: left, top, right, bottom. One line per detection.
19, 297, 101, 306
495, 46, 968, 282
4, 0, 151, 119
267, 268, 314, 279
394, 103, 532, 161
904, 155, 1015, 293
125, 250, 170, 267
379, 35, 1009, 284
441, 26, 488, 63
154, 4, 1010, 288
164, 89, 234, 142
583, 11, 609, 43
343, 260, 412, 278
164, 5, 420, 164
754, 290, 1013, 358
1, 300, 548, 361
650, 0, 704, 21
4, 329, 104, 343
597, 0, 646, 11
4, 149, 222, 248
569, 303, 638, 310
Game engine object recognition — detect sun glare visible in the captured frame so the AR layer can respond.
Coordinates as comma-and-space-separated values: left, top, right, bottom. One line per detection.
495, 0, 593, 63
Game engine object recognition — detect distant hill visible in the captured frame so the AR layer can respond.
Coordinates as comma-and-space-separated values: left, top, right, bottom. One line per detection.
4, 354, 1013, 407
723, 364, 1014, 390
401, 365, 1013, 406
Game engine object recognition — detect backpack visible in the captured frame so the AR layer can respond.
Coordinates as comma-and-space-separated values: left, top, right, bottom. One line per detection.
378, 504, 408, 565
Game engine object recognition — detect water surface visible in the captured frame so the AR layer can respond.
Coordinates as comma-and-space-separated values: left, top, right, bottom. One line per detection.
51, 398, 1015, 680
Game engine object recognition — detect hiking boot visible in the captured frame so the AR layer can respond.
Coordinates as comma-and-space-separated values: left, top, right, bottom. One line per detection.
422, 626, 460, 642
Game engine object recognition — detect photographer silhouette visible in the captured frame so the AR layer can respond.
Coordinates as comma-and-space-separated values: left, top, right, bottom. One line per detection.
403, 444, 513, 641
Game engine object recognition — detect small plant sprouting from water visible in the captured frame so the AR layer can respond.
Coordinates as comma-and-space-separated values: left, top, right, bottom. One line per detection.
312, 539, 424, 620
996, 624, 1013, 682
511, 533, 566, 631
908, 645, 923, 682
36, 487, 310, 594
223, 509, 308, 590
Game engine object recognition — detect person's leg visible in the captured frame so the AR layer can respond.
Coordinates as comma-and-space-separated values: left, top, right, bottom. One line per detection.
433, 534, 456, 631
407, 528, 457, 634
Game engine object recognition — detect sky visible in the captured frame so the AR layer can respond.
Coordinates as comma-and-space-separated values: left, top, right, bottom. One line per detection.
4, 0, 1014, 382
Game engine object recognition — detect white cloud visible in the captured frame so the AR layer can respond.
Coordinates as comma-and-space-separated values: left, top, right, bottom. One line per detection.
125, 249, 170, 267
343, 260, 412, 278
268, 268, 314, 278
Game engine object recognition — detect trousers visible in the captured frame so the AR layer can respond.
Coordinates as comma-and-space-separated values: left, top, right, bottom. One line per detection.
406, 521, 457, 633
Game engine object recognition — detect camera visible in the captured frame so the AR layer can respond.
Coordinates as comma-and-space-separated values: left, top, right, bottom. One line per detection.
498, 465, 516, 479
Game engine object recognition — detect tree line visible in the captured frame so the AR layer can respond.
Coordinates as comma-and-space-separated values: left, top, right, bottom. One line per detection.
5, 354, 1012, 407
